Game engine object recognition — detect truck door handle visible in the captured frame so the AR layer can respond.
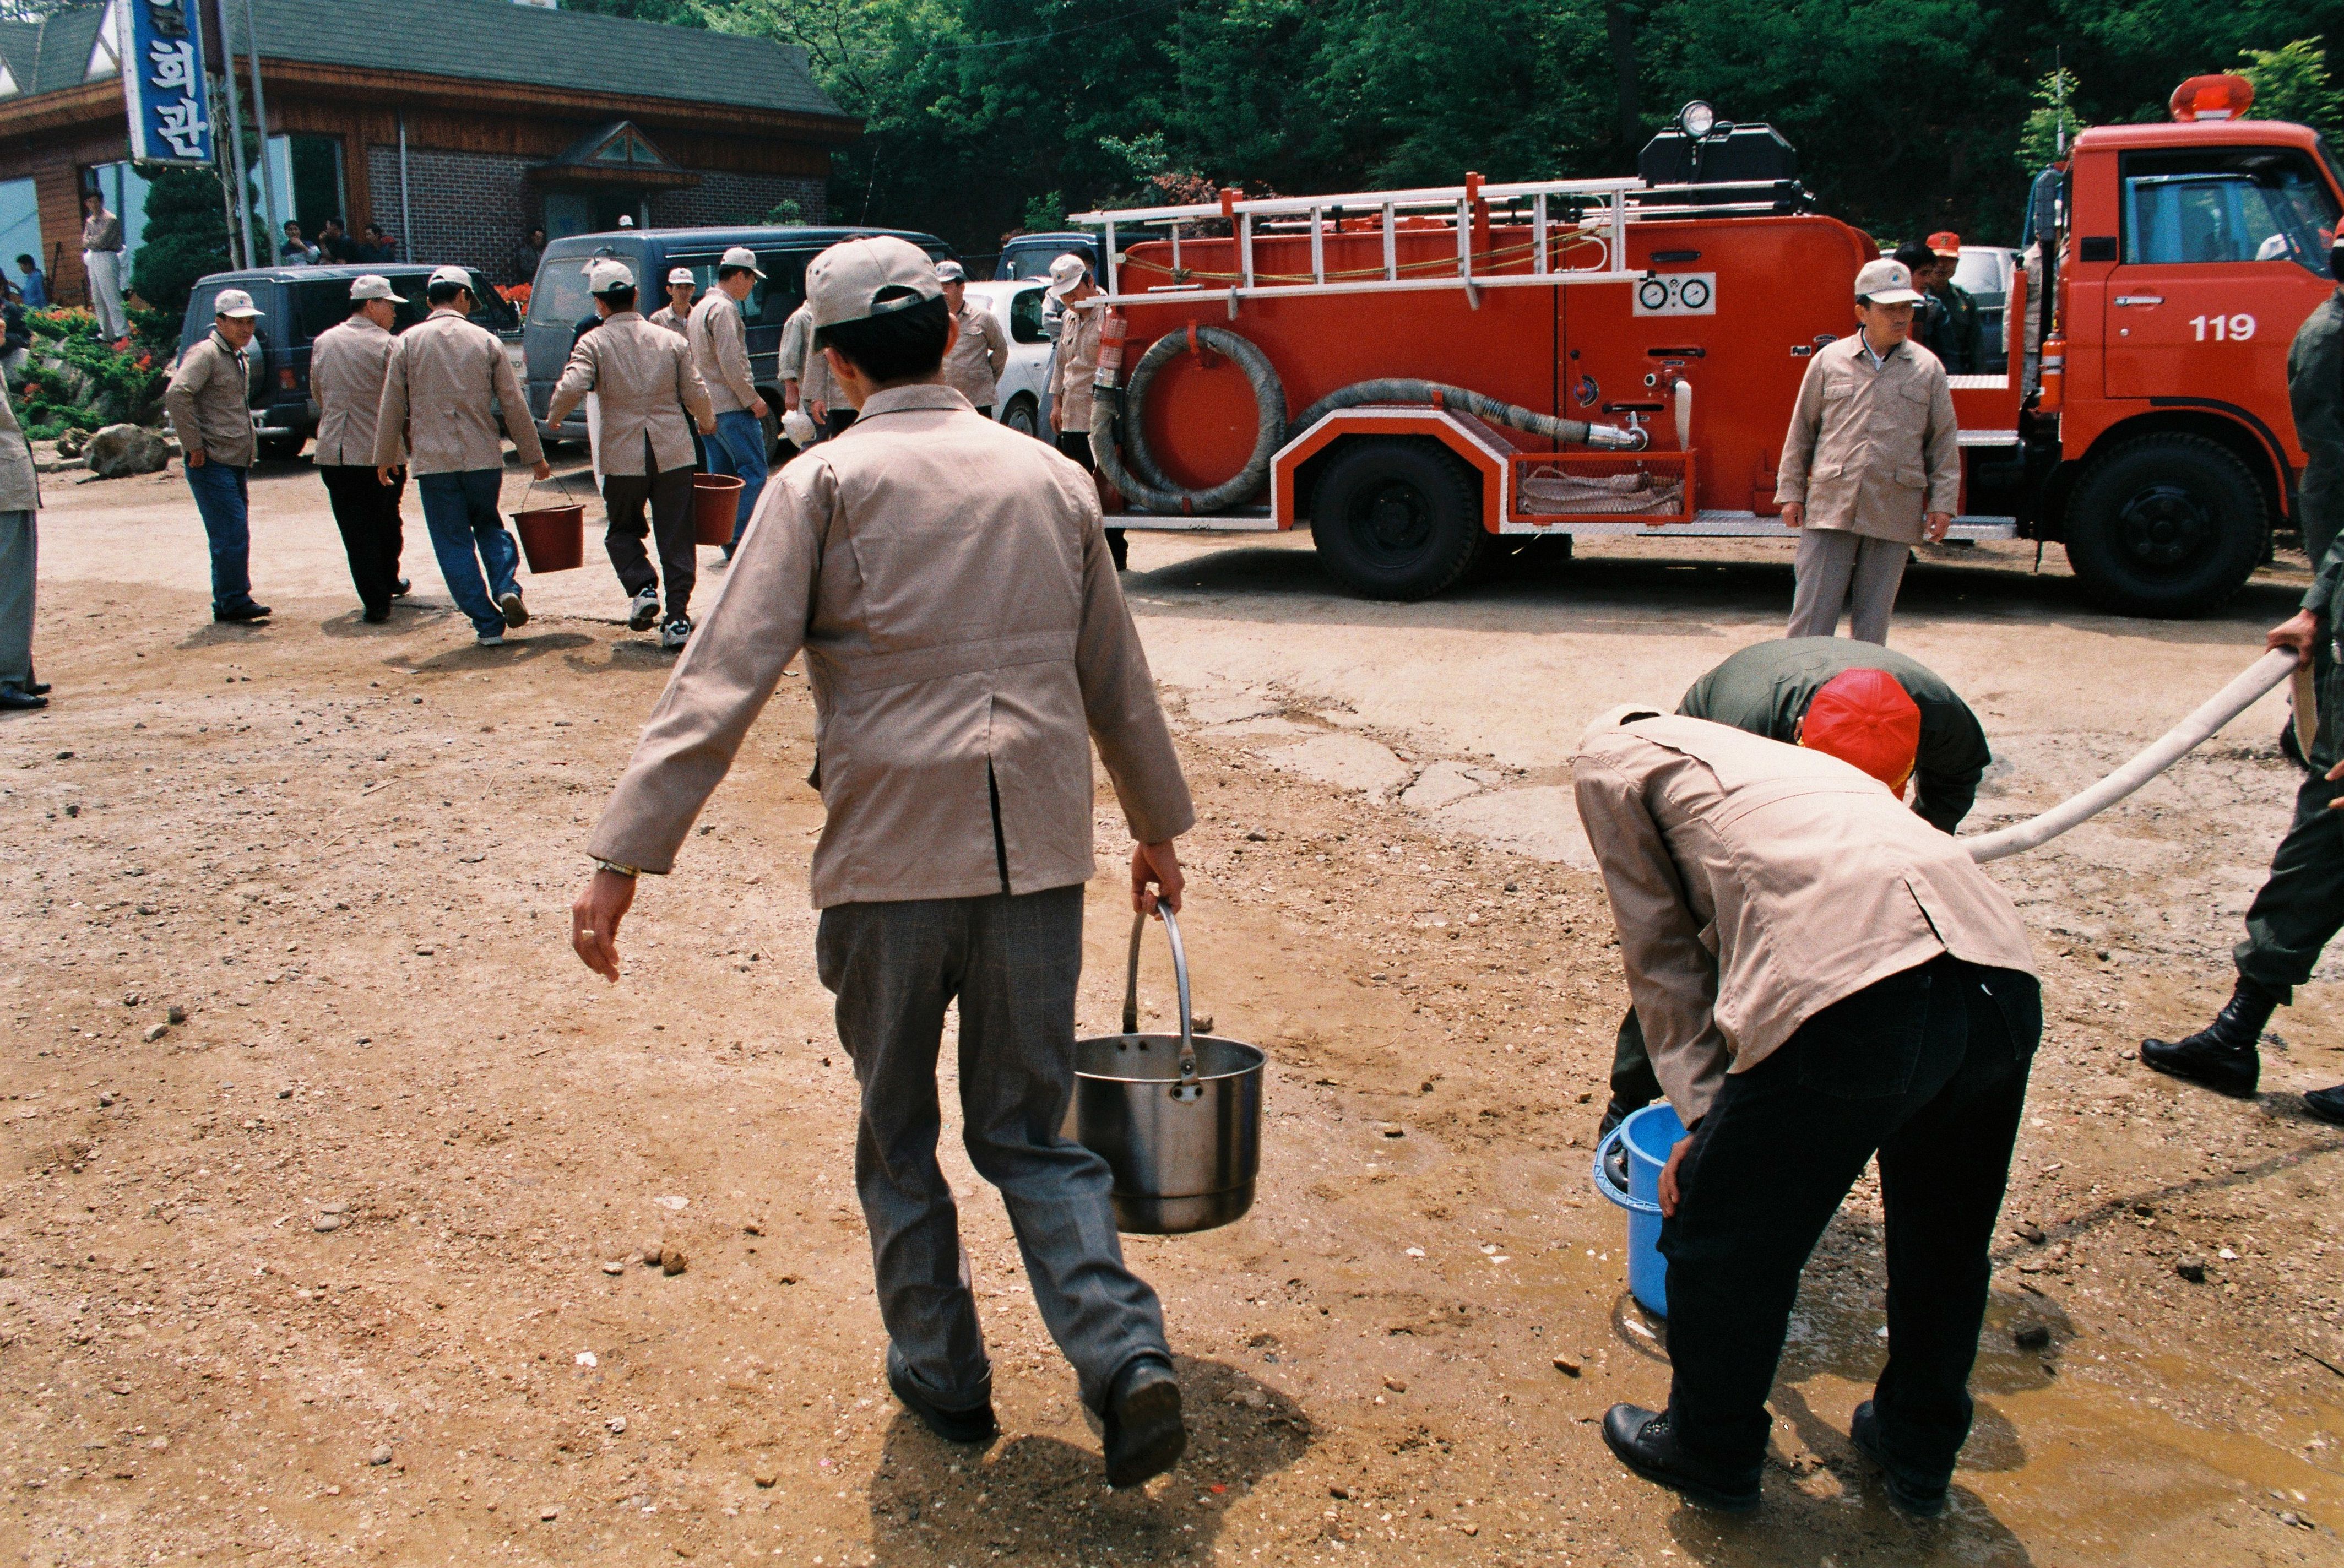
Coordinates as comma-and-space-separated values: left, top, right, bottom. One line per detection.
2113, 295, 2164, 306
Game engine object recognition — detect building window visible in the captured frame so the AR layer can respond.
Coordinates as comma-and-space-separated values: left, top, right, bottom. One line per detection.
84, 161, 153, 257
259, 133, 347, 255
0, 178, 40, 290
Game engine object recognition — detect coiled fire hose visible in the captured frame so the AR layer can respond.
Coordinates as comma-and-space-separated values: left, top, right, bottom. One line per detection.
1087, 316, 1644, 516
1962, 648, 2304, 862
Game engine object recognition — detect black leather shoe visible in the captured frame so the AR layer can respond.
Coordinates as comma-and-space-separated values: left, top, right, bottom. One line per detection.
2305, 1084, 2344, 1125
884, 1346, 996, 1445
1600, 1404, 1760, 1512
0, 685, 46, 710
1103, 1358, 1185, 1488
362, 606, 391, 623
214, 601, 272, 623
23, 672, 48, 696
392, 578, 411, 598
1849, 1400, 1949, 1517
2142, 981, 2272, 1098
1598, 1097, 1640, 1140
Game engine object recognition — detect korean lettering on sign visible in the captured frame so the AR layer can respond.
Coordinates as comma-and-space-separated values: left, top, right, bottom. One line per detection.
116, 0, 214, 167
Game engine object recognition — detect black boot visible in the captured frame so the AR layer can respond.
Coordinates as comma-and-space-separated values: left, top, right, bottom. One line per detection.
2304, 1084, 2344, 1126
883, 1344, 996, 1445
1600, 1404, 1761, 1512
2141, 980, 2274, 1098
1102, 1356, 1185, 1488
1849, 1399, 1949, 1517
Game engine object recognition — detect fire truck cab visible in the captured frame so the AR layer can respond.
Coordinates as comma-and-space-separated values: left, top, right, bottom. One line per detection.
2011, 82, 2343, 614
1072, 78, 2343, 616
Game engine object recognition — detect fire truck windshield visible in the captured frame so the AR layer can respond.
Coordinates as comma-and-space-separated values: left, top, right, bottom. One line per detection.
2120, 147, 2339, 278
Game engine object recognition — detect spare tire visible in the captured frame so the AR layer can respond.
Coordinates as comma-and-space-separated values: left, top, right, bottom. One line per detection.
1310, 438, 1483, 600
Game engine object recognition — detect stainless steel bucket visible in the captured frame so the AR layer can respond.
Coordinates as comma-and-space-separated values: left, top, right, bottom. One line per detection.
1067, 907, 1265, 1235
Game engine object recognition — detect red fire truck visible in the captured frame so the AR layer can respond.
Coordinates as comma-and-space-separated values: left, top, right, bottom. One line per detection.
1073, 75, 2342, 615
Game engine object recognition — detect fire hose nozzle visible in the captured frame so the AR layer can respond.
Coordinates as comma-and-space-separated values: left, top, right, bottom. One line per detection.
1584, 423, 1647, 451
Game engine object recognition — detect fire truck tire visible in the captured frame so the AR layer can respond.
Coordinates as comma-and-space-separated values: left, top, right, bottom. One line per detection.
2064, 435, 2266, 617
1310, 440, 1483, 600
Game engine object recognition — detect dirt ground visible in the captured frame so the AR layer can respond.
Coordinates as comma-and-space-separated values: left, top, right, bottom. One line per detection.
4, 449, 2343, 1567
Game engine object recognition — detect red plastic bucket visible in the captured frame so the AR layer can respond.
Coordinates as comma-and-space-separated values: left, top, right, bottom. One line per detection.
512, 504, 585, 573
692, 473, 744, 546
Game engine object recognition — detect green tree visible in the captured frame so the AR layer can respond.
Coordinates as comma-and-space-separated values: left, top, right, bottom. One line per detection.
129, 167, 232, 319
2017, 67, 2085, 170
2239, 36, 2342, 129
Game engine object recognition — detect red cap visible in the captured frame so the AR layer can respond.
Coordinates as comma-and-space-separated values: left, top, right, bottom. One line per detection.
1799, 669, 1921, 790
1925, 230, 1961, 258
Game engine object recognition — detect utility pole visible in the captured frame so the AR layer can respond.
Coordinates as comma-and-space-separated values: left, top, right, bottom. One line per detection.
211, 0, 254, 268
238, 0, 280, 258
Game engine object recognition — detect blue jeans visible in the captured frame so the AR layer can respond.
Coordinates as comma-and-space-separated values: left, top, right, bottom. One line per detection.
184, 461, 255, 614
703, 409, 768, 545
416, 469, 520, 637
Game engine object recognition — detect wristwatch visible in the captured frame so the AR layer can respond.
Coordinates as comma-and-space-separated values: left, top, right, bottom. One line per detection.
593, 858, 641, 878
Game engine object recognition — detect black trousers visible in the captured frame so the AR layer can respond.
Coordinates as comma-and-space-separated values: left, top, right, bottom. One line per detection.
602, 464, 697, 619
1056, 430, 1127, 569
319, 463, 405, 615
2234, 766, 2344, 1003
1661, 955, 2041, 1479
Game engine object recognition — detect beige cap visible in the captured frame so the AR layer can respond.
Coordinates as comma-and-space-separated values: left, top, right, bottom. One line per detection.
806, 235, 942, 329
348, 274, 398, 302
1045, 252, 1089, 297
719, 245, 765, 278
427, 264, 473, 291
213, 287, 263, 319
1853, 257, 1923, 305
587, 257, 636, 294
934, 258, 967, 283
666, 266, 693, 286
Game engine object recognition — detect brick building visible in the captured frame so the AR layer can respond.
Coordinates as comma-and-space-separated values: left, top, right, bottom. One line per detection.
0, 0, 857, 303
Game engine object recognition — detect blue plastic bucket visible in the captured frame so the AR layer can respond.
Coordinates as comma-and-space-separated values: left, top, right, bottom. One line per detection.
1591, 1102, 1685, 1318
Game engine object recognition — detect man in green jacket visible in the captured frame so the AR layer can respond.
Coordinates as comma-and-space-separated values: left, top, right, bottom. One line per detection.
2142, 548, 2344, 1126
2289, 252, 2344, 577
1600, 638, 1992, 1133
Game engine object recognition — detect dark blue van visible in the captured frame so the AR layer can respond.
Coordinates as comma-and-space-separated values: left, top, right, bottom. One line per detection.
523, 225, 949, 454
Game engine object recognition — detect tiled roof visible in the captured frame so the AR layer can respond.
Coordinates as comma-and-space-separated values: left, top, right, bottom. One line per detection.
2, 0, 848, 120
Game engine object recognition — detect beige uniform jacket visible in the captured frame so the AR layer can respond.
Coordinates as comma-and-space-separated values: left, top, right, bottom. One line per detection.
163, 332, 256, 468
82, 210, 122, 251
545, 312, 714, 476
0, 378, 40, 513
588, 384, 1194, 907
689, 292, 757, 414
373, 308, 544, 475
309, 314, 403, 468
1572, 715, 2034, 1126
648, 303, 691, 339
1775, 333, 1961, 541
1048, 299, 1102, 433
778, 304, 812, 386
942, 301, 1010, 408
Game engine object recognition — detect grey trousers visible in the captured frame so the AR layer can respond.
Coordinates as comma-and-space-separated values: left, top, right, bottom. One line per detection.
0, 509, 32, 687
1787, 527, 1909, 644
815, 885, 1171, 1413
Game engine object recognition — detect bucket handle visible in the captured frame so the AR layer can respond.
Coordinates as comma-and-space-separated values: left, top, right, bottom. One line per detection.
1122, 905, 1197, 1081
514, 467, 589, 517
1591, 1124, 1661, 1215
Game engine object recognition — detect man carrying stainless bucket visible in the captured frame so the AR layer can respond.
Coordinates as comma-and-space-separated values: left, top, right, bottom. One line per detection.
566, 236, 1197, 1489
545, 258, 717, 652
1574, 696, 2038, 1517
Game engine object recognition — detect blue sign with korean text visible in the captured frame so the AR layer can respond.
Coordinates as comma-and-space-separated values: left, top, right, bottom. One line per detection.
116, 0, 213, 167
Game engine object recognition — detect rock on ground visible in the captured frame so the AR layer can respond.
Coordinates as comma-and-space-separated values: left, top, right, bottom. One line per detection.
85, 423, 171, 479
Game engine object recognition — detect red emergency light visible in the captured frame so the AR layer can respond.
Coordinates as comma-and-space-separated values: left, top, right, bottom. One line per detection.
2169, 73, 2255, 122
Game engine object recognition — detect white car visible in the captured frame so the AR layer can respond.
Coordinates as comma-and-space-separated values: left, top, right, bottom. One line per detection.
959, 279, 1054, 438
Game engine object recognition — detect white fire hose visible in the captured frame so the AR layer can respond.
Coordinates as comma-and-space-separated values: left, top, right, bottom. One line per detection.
1962, 648, 2307, 863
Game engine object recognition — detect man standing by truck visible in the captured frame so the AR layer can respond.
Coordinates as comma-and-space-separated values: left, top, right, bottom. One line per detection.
164, 289, 272, 625
1046, 255, 1126, 569
545, 259, 716, 652
2288, 251, 2344, 576
1777, 257, 1960, 644
373, 265, 550, 648
568, 235, 1196, 1488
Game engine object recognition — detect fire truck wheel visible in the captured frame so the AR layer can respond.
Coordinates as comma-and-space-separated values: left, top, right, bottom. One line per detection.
1311, 440, 1483, 600
2065, 435, 2266, 617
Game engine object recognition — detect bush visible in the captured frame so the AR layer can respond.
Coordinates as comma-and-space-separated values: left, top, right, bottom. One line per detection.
130, 167, 234, 320
11, 307, 171, 439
